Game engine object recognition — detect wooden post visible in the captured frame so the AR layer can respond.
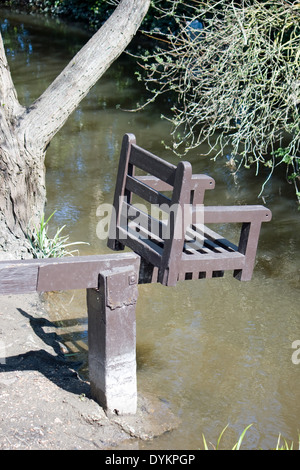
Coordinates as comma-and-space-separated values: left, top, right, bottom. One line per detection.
87, 265, 139, 415
0, 253, 140, 415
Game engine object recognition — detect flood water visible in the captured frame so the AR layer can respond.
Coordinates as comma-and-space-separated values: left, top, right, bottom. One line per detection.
1, 10, 300, 450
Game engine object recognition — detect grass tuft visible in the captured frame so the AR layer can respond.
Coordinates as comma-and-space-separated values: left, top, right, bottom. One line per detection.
27, 211, 89, 258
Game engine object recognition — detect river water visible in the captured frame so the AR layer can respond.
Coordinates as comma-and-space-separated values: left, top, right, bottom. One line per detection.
1, 9, 300, 450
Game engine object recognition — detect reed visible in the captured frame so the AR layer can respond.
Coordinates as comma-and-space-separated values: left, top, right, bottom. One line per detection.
201, 424, 300, 450
27, 211, 88, 258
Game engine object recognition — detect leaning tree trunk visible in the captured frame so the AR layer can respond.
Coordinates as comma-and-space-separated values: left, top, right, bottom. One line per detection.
0, 0, 150, 259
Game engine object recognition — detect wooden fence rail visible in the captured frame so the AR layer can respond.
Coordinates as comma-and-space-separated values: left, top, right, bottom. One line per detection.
0, 253, 140, 415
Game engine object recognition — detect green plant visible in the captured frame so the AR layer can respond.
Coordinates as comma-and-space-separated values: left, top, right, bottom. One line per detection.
27, 211, 88, 258
137, 0, 300, 202
275, 433, 300, 450
201, 424, 300, 450
273, 147, 300, 204
201, 423, 253, 450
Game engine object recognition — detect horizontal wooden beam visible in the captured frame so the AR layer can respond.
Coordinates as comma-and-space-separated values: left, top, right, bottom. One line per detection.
126, 175, 172, 207
130, 143, 176, 185
192, 205, 272, 224
0, 252, 141, 415
136, 174, 215, 192
0, 253, 140, 295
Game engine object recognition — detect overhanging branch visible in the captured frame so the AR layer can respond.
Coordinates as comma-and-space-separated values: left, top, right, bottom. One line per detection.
0, 32, 24, 123
17, 0, 150, 156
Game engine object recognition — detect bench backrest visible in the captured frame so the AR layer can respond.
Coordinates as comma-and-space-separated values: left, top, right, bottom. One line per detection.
107, 133, 195, 284
108, 134, 272, 286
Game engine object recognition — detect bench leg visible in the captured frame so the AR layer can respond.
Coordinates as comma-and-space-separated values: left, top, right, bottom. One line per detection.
86, 265, 139, 415
138, 258, 159, 284
234, 221, 262, 281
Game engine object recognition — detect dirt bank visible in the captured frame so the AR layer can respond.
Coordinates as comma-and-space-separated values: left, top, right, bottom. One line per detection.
0, 293, 179, 450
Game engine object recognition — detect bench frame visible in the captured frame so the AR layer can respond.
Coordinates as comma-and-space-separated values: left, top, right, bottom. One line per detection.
108, 133, 272, 286
0, 133, 272, 416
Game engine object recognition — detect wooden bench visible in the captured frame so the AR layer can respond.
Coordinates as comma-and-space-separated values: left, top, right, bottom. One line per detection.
107, 133, 272, 286
0, 134, 272, 417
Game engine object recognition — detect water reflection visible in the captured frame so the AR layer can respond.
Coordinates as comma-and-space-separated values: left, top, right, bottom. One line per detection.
1, 9, 300, 450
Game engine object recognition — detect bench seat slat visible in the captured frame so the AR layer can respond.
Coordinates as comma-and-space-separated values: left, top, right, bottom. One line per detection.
121, 201, 168, 238
117, 226, 162, 266
184, 225, 238, 254
128, 221, 164, 246
180, 251, 245, 272
201, 225, 238, 252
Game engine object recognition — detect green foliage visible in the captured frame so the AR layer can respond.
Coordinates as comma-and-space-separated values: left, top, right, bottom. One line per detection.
275, 433, 300, 450
136, 0, 300, 202
201, 424, 300, 450
27, 211, 88, 258
5, 0, 299, 202
3, 0, 163, 31
201, 424, 253, 450
273, 147, 300, 203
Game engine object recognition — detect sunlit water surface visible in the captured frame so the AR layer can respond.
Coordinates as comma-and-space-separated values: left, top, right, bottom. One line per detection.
1, 9, 300, 449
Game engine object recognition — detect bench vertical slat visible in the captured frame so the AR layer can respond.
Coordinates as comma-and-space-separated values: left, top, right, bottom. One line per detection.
107, 133, 136, 251
159, 161, 193, 286
234, 220, 263, 281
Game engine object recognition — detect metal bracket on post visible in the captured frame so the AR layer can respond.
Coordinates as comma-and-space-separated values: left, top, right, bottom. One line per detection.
87, 263, 139, 415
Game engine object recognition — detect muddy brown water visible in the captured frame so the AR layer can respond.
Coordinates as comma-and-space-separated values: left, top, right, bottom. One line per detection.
1, 9, 300, 450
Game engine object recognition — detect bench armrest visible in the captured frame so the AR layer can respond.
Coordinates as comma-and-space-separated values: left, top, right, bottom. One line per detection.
192, 205, 272, 282
136, 174, 215, 192
135, 175, 172, 191
192, 205, 272, 224
191, 174, 215, 190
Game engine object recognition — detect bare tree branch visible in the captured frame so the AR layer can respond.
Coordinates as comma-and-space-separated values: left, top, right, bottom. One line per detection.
17, 0, 150, 156
137, 0, 300, 201
0, 32, 24, 123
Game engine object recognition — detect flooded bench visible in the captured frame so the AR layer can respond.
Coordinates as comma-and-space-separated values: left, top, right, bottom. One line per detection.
0, 133, 272, 416
107, 133, 272, 287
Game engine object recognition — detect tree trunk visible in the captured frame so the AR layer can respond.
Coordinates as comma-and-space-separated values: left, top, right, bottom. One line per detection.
0, 0, 150, 259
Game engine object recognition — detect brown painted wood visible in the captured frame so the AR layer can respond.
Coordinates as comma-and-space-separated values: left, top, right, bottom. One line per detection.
126, 175, 172, 207
130, 144, 177, 185
107, 133, 272, 286
0, 252, 141, 416
0, 262, 39, 294
107, 133, 136, 251
0, 253, 140, 295
200, 205, 272, 224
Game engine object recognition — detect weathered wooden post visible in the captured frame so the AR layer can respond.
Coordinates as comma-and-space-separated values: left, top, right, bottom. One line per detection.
87, 265, 139, 415
0, 253, 140, 415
